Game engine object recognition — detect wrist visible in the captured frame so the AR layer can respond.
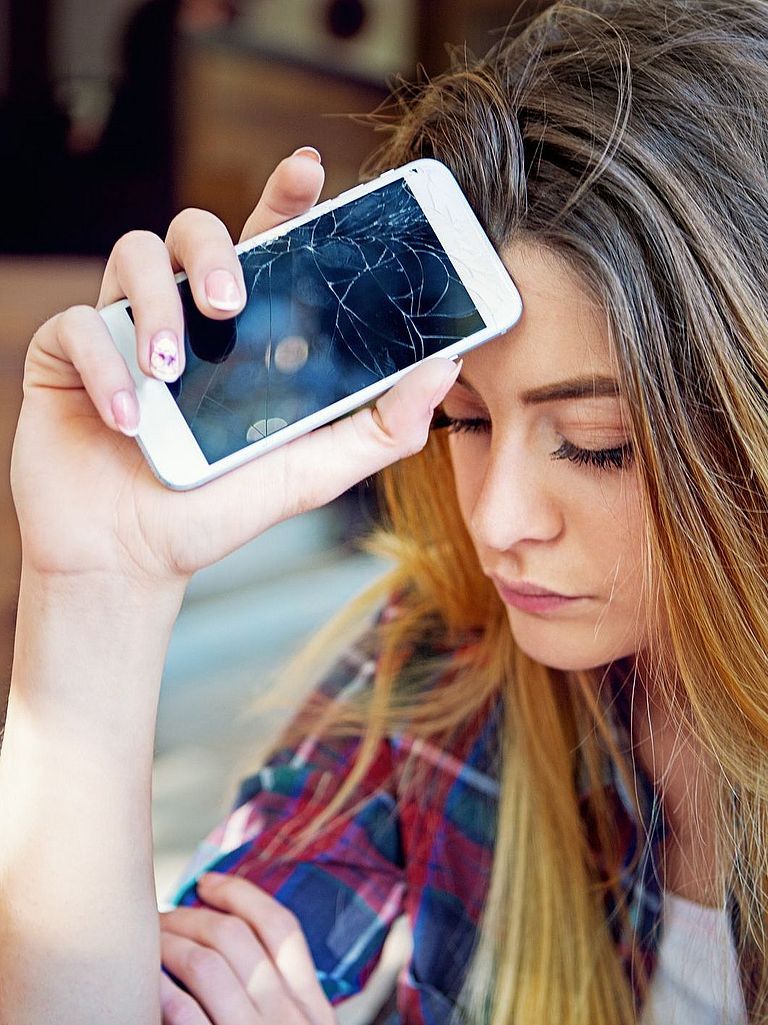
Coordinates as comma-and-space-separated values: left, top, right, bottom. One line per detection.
8, 564, 185, 753
18, 562, 187, 620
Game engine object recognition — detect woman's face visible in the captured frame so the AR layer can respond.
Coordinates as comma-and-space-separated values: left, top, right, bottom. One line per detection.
444, 244, 649, 671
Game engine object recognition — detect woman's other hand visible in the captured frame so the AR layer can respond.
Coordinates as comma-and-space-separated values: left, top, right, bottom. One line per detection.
160, 873, 336, 1025
12, 148, 460, 594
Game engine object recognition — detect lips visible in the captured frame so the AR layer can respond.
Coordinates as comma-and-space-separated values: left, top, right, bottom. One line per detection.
492, 576, 573, 599
491, 576, 584, 615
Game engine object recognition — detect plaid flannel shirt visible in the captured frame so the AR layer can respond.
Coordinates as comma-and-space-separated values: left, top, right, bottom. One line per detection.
172, 605, 751, 1023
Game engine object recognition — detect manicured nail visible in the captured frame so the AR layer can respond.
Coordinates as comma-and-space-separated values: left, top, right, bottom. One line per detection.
149, 331, 180, 381
292, 146, 322, 164
111, 389, 140, 436
429, 358, 463, 413
205, 269, 242, 311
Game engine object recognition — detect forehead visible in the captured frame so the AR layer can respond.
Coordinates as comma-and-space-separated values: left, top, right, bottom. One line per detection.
464, 243, 615, 393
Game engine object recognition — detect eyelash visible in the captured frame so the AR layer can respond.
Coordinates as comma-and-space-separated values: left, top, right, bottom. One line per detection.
432, 414, 634, 472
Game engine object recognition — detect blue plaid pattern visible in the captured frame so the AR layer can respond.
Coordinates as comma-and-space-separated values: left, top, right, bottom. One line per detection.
171, 610, 747, 1020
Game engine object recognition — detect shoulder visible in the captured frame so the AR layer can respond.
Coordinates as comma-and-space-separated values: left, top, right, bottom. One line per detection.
172, 594, 498, 903
236, 591, 491, 799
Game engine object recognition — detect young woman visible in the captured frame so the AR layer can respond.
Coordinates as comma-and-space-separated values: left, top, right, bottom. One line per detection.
2, 1, 767, 1023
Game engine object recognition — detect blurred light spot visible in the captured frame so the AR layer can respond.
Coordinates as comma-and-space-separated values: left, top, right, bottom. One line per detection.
274, 336, 309, 374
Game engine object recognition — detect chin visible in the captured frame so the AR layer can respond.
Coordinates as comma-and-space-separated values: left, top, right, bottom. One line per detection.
507, 614, 639, 673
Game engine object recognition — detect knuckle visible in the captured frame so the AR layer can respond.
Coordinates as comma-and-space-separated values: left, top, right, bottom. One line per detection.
162, 988, 200, 1025
185, 944, 226, 985
375, 385, 430, 457
57, 304, 94, 340
212, 914, 253, 950
113, 229, 159, 261
357, 406, 399, 454
159, 910, 180, 934
167, 207, 225, 240
28, 311, 61, 352
405, 426, 430, 458
270, 903, 301, 941
45, 306, 99, 372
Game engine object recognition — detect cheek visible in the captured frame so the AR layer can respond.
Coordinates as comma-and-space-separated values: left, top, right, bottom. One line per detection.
588, 476, 648, 601
448, 433, 649, 604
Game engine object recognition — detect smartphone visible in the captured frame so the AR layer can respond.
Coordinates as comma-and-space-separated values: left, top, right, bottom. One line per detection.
99, 159, 523, 489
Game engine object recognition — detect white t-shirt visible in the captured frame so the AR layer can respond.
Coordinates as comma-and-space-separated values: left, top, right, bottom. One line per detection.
640, 889, 748, 1025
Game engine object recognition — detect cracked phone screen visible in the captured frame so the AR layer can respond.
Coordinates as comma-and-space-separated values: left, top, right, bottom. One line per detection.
170, 178, 486, 464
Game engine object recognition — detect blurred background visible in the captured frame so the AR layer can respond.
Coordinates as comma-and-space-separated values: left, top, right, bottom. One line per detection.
0, 0, 550, 898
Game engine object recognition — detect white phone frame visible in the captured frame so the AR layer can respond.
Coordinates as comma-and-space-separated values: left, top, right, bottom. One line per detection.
99, 158, 523, 489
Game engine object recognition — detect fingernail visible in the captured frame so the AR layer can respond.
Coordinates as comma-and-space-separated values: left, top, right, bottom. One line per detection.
291, 146, 322, 164
149, 331, 180, 382
429, 358, 463, 413
111, 389, 140, 436
205, 269, 243, 311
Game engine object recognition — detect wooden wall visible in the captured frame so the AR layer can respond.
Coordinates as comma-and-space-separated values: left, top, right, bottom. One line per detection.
0, 49, 388, 718
175, 43, 389, 238
0, 7, 553, 717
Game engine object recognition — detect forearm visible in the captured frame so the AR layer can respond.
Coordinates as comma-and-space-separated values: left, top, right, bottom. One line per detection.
0, 567, 184, 1025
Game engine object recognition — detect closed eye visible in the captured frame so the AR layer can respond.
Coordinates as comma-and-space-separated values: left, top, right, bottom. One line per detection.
432, 412, 634, 472
431, 412, 489, 434
551, 437, 633, 471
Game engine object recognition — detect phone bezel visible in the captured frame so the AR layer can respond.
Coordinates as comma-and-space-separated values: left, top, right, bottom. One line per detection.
99, 158, 523, 489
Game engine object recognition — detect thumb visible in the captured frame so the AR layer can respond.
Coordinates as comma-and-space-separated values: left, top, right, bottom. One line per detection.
181, 357, 462, 565
322, 354, 463, 479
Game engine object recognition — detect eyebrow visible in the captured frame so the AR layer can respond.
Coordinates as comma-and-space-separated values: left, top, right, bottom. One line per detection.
456, 373, 620, 405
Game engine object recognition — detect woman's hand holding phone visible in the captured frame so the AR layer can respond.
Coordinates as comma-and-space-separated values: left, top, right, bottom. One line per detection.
11, 150, 461, 594
0, 150, 460, 1025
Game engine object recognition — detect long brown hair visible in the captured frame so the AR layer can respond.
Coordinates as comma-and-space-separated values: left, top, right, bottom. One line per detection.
274, 3, 768, 1021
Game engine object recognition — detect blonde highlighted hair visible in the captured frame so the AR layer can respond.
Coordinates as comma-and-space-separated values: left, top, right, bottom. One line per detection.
272, 2, 768, 1021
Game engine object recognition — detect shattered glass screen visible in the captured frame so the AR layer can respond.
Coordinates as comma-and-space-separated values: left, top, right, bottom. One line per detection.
170, 178, 487, 463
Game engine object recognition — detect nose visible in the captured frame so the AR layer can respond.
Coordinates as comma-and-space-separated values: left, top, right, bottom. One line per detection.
468, 437, 564, 554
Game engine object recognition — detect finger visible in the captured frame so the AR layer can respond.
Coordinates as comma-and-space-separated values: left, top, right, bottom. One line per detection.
178, 356, 462, 568
160, 971, 212, 1025
239, 148, 324, 243
96, 230, 185, 382
25, 306, 140, 436
164, 208, 246, 319
161, 907, 268, 991
162, 928, 301, 1024
197, 875, 333, 1025
161, 931, 261, 1025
